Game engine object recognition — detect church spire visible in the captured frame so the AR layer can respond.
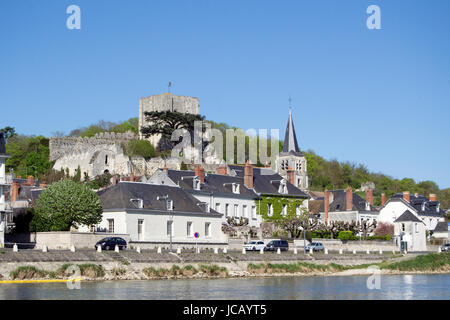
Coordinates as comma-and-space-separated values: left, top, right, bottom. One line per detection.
282, 101, 302, 156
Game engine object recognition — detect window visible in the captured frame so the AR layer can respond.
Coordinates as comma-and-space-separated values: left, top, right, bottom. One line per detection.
234, 204, 239, 218
268, 204, 273, 217
138, 219, 144, 240
225, 204, 230, 217
193, 177, 201, 190
401, 223, 405, 232
281, 204, 287, 216
215, 203, 221, 213
232, 183, 240, 194
105, 155, 108, 165
415, 223, 419, 233
187, 221, 192, 236
166, 199, 173, 211
252, 206, 256, 219
296, 205, 301, 216
107, 219, 114, 233
242, 205, 247, 218
205, 222, 211, 237
167, 220, 173, 236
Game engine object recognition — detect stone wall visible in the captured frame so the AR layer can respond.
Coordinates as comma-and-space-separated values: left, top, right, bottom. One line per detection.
138, 93, 200, 145
294, 238, 398, 251
49, 132, 137, 161
8, 232, 130, 250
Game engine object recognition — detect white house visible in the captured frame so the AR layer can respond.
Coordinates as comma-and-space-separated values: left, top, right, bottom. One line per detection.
379, 192, 445, 232
87, 181, 227, 248
432, 221, 449, 240
309, 187, 379, 227
393, 210, 427, 252
148, 165, 262, 227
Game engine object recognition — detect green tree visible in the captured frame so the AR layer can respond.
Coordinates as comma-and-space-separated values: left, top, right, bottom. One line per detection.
0, 126, 17, 139
30, 180, 103, 231
140, 111, 205, 151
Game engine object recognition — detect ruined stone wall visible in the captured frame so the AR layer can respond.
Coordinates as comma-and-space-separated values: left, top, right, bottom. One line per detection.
49, 132, 137, 161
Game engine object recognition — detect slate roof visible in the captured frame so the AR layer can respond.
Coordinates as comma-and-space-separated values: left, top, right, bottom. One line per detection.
387, 193, 444, 217
307, 189, 377, 213
433, 221, 448, 233
166, 170, 257, 199
228, 165, 308, 198
0, 132, 6, 155
331, 190, 375, 212
98, 182, 220, 215
394, 210, 423, 223
281, 109, 303, 156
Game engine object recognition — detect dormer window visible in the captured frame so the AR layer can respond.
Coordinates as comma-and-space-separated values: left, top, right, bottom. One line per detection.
436, 203, 440, 212
365, 202, 370, 211
166, 199, 173, 211
199, 202, 210, 213
130, 198, 143, 209
232, 183, 240, 194
193, 176, 201, 190
278, 179, 288, 194
421, 202, 426, 211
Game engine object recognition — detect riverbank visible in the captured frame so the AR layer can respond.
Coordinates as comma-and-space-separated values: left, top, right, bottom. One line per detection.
0, 251, 448, 282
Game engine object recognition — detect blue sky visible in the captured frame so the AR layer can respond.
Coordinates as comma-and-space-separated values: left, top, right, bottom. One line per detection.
1, 0, 449, 188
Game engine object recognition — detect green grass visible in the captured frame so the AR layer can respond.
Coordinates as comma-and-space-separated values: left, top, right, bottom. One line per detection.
10, 266, 48, 279
380, 252, 450, 271
247, 253, 450, 274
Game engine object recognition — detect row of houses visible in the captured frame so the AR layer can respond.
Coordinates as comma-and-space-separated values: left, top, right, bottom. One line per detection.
1, 105, 448, 250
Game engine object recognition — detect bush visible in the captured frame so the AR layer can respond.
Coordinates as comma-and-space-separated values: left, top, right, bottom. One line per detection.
125, 139, 155, 160
337, 231, 356, 241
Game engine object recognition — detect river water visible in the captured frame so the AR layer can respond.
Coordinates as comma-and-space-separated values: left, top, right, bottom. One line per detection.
0, 274, 449, 300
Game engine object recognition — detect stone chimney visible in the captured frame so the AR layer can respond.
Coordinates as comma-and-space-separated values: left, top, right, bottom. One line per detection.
324, 189, 329, 224
129, 172, 135, 182
403, 191, 410, 203
365, 188, 373, 206
216, 165, 227, 175
286, 166, 295, 185
11, 180, 19, 202
27, 175, 34, 186
381, 193, 386, 206
429, 194, 437, 201
346, 186, 353, 211
244, 160, 254, 189
195, 165, 205, 183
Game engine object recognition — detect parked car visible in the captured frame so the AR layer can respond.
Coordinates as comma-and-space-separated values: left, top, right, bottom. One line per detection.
243, 241, 266, 251
95, 237, 127, 251
441, 243, 450, 252
264, 239, 289, 252
305, 242, 325, 252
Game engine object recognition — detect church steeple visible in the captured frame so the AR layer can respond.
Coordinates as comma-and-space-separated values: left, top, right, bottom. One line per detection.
282, 105, 302, 156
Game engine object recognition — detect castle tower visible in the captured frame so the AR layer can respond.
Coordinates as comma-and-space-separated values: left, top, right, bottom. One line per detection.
138, 93, 200, 148
276, 107, 308, 190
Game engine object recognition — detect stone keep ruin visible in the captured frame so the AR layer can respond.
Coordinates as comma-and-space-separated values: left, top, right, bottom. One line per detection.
50, 131, 181, 178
